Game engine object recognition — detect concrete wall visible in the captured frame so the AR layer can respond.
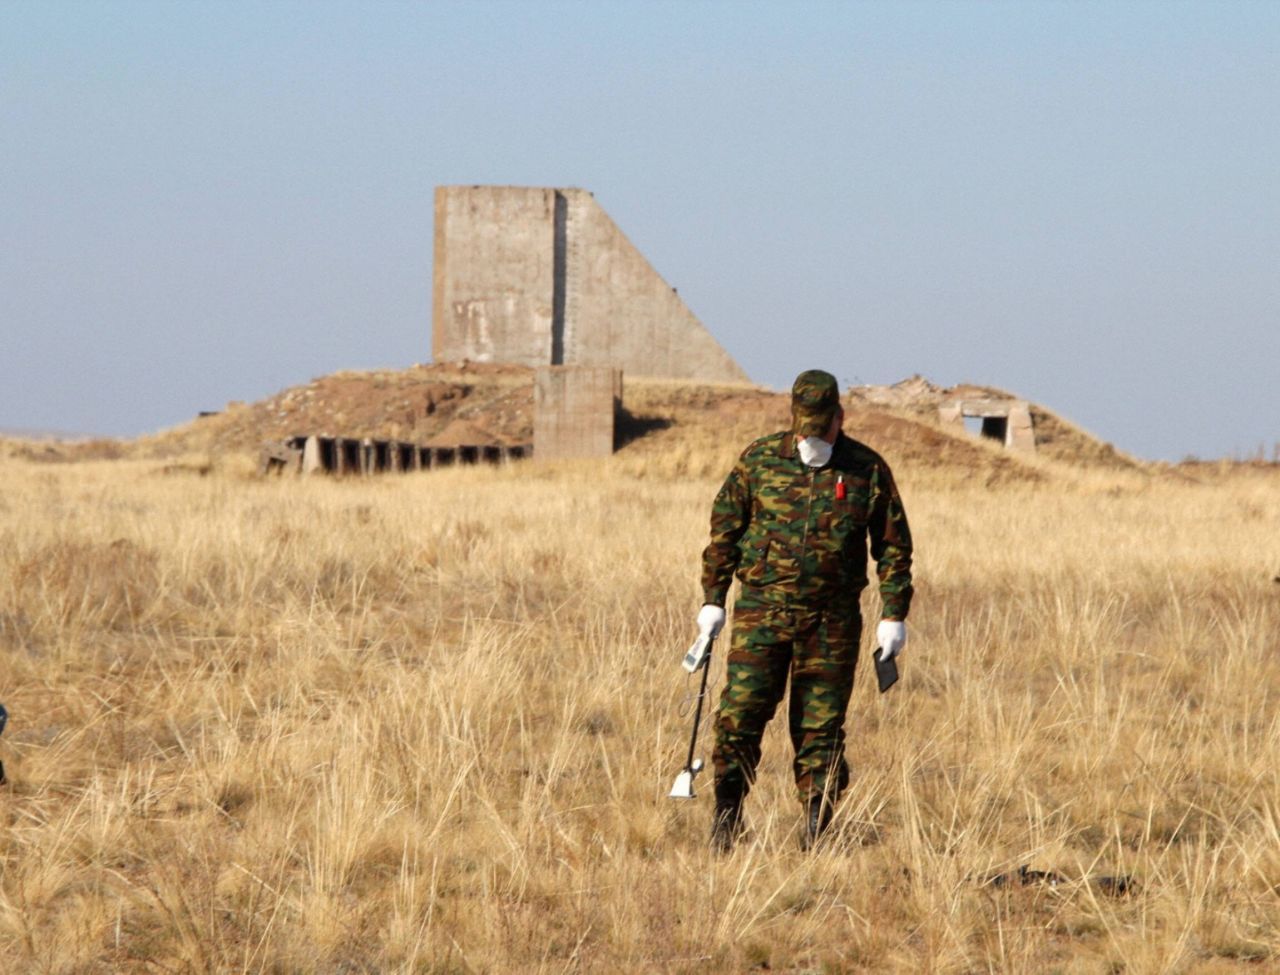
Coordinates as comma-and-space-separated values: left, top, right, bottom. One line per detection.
432, 186, 556, 367
433, 186, 748, 383
534, 366, 621, 460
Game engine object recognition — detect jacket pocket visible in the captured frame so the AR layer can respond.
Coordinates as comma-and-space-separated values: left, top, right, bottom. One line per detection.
835, 476, 871, 526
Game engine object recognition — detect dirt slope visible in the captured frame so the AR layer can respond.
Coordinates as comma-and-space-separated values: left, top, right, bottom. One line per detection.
136, 362, 536, 458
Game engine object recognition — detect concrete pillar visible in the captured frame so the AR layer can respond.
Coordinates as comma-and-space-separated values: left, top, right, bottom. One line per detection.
302, 436, 323, 475
1007, 402, 1036, 453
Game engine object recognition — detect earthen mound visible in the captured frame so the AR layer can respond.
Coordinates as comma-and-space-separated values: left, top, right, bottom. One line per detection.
15, 365, 1147, 482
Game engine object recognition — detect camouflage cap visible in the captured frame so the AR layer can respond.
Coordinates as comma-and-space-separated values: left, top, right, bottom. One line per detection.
791, 369, 841, 437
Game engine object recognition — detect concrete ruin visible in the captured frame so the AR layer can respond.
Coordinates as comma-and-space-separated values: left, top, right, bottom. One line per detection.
432, 186, 748, 383
938, 399, 1036, 453
533, 366, 621, 461
260, 436, 529, 476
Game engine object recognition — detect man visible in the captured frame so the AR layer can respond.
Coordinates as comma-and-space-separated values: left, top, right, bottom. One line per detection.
696, 369, 913, 851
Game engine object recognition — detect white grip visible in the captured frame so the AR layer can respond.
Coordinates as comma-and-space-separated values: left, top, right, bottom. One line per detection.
682, 633, 712, 673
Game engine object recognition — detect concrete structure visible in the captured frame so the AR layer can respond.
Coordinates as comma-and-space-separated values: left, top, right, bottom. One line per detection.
258, 440, 304, 476
433, 186, 748, 383
533, 366, 621, 461
939, 399, 1036, 453
260, 436, 529, 476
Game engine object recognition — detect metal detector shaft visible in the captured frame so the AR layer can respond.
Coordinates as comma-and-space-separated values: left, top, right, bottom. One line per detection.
682, 644, 713, 772
670, 634, 716, 799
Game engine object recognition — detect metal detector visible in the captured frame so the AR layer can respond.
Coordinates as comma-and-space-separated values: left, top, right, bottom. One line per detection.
669, 633, 715, 799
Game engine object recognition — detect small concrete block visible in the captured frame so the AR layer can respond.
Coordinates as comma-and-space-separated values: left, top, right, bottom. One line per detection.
534, 366, 621, 460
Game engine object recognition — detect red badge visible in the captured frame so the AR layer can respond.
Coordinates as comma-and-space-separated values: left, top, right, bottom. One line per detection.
836, 475, 846, 500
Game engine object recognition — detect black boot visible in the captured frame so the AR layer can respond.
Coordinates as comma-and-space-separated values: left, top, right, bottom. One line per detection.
800, 797, 834, 851
710, 799, 744, 853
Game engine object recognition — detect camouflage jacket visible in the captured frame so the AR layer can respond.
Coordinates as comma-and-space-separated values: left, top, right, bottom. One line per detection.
701, 431, 913, 618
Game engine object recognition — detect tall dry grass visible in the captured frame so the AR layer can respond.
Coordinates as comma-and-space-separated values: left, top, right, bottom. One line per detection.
0, 446, 1278, 973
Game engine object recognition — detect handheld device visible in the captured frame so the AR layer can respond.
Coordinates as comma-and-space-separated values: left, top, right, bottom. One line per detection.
874, 649, 899, 693
681, 633, 712, 673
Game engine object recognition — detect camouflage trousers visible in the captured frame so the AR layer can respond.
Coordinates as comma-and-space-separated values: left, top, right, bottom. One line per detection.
713, 601, 861, 806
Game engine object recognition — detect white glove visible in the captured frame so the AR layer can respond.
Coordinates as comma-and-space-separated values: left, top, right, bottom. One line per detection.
697, 604, 726, 637
877, 619, 907, 661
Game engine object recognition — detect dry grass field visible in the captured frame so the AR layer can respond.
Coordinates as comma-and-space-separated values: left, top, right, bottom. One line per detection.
1, 429, 1278, 973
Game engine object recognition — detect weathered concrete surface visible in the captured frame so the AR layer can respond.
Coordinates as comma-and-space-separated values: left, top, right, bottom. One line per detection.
939, 399, 1036, 453
433, 186, 748, 383
302, 435, 323, 475
534, 366, 621, 460
432, 187, 556, 367
1006, 403, 1035, 453
258, 440, 304, 476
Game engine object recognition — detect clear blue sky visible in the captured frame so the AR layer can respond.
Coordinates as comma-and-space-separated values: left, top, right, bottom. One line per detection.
3, 0, 1277, 460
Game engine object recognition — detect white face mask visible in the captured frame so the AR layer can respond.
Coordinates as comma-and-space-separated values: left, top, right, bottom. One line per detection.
796, 436, 833, 468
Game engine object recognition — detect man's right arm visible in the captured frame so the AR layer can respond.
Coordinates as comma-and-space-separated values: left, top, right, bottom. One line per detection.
700, 459, 752, 607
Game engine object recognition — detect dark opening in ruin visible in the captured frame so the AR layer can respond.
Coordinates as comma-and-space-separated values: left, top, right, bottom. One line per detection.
963, 415, 1008, 444
372, 441, 390, 472
319, 438, 336, 471
482, 446, 502, 464
340, 440, 362, 474
435, 448, 456, 467
459, 446, 480, 465
980, 416, 1008, 444
551, 191, 568, 365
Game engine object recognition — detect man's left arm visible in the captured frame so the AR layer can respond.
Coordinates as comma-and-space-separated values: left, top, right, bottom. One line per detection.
867, 461, 914, 654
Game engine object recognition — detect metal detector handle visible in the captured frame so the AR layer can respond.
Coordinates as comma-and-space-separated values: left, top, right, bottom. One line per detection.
682, 632, 713, 673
